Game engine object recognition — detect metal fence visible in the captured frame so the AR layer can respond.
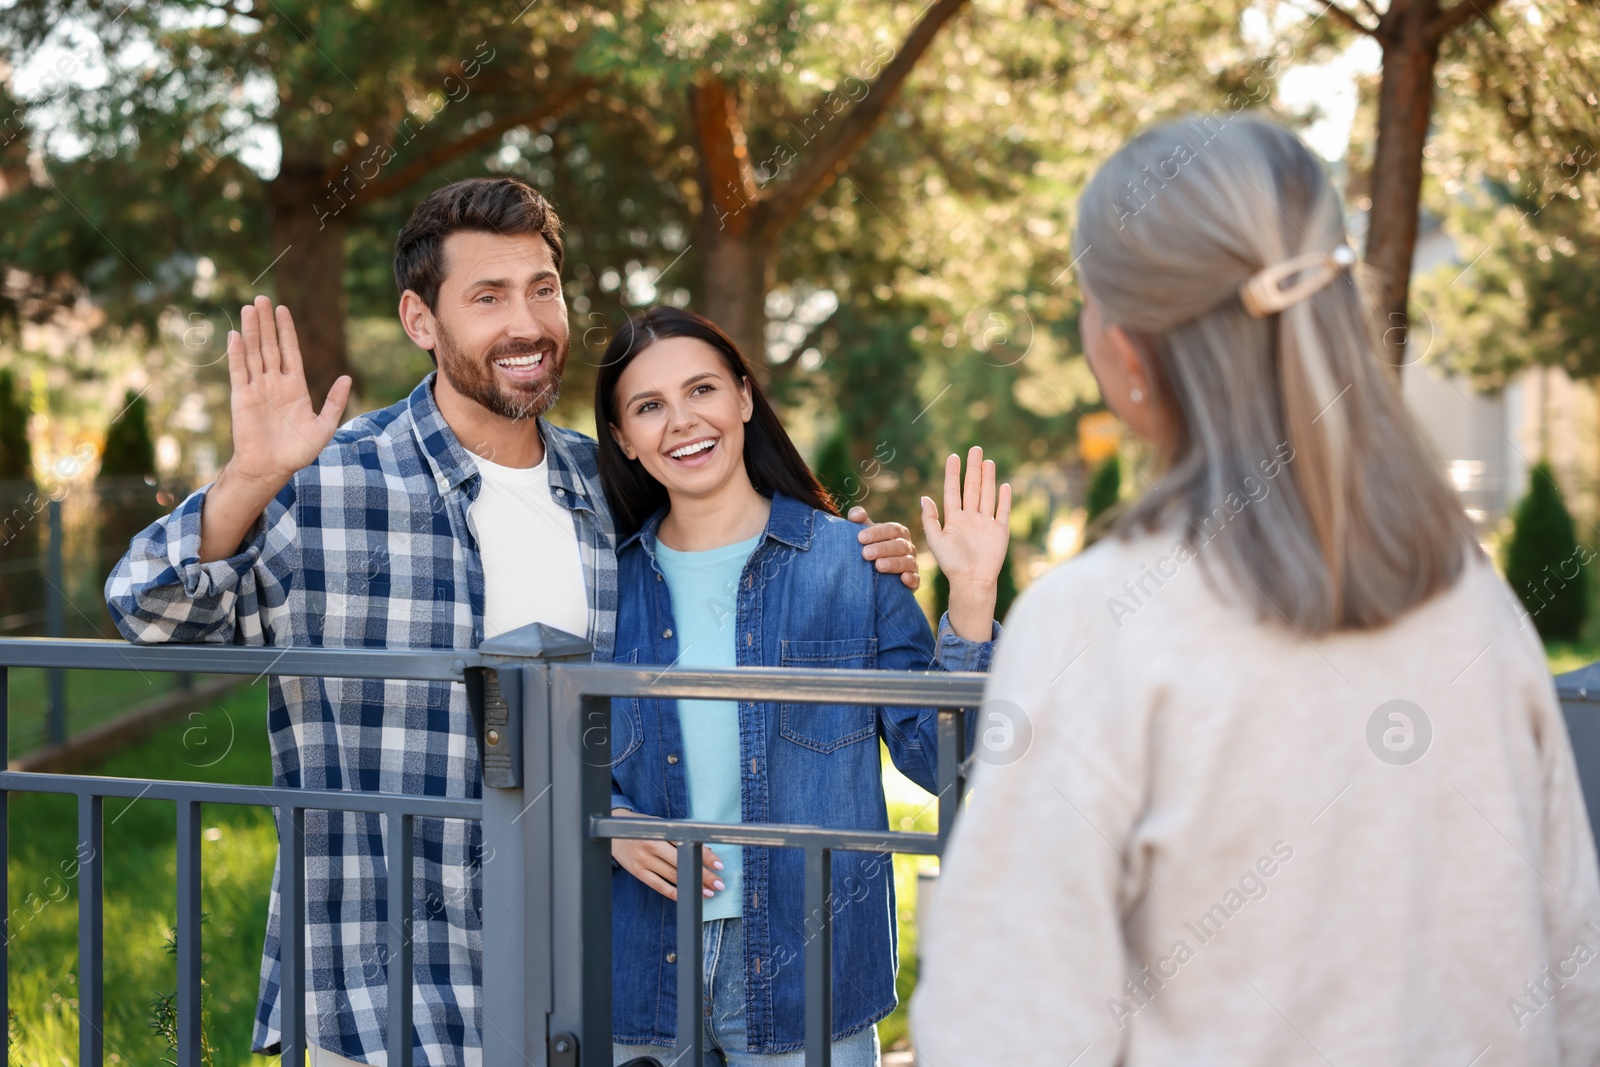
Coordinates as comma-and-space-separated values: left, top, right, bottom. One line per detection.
0, 626, 984, 1067
0, 479, 194, 753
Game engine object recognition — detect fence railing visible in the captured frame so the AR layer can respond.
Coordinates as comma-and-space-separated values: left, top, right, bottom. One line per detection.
0, 626, 985, 1067
1, 479, 195, 753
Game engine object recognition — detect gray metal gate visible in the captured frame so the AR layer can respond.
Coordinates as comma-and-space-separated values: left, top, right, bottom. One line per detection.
0, 626, 983, 1067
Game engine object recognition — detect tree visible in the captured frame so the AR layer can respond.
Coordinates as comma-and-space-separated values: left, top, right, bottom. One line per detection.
1416, 173, 1600, 394
1, 0, 597, 402
1504, 461, 1589, 641
1312, 0, 1600, 372
674, 0, 971, 359
99, 389, 157, 480
0, 369, 31, 482
5, 0, 1278, 502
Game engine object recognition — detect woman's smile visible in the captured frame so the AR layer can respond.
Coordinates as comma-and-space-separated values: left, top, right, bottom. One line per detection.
665, 435, 721, 466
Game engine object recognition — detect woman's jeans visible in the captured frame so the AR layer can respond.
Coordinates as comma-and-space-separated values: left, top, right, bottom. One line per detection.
613, 918, 881, 1067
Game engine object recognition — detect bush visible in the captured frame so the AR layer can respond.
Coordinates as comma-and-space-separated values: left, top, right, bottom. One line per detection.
0, 369, 32, 482
1504, 461, 1589, 641
98, 389, 158, 480
813, 426, 854, 513
1082, 455, 1121, 548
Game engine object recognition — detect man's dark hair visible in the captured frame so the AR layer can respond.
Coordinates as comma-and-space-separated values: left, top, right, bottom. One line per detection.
393, 177, 564, 310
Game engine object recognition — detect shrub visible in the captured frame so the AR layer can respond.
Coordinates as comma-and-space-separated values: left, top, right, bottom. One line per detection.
1082, 455, 1121, 548
1504, 461, 1589, 641
99, 389, 158, 480
0, 369, 32, 482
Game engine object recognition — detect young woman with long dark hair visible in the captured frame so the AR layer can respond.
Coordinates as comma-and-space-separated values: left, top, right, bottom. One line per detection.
595, 306, 1011, 1066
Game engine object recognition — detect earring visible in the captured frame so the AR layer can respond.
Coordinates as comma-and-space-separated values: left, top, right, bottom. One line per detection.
1129, 387, 1144, 403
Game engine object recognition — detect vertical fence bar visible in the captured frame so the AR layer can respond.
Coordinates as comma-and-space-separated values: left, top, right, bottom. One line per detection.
548, 682, 614, 1064
46, 500, 65, 746
481, 666, 535, 1065
803, 846, 833, 1067
676, 840, 705, 1065
78, 792, 103, 1066
280, 807, 306, 1067
936, 708, 966, 851
385, 811, 415, 1067
176, 800, 203, 1066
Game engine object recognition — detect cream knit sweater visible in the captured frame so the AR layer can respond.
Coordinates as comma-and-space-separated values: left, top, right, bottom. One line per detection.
912, 527, 1600, 1066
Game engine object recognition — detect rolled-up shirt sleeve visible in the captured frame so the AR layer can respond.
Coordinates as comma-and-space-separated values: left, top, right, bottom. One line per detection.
934, 611, 999, 673
104, 480, 296, 646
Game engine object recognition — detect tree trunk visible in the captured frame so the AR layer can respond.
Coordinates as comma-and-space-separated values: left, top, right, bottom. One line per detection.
266, 161, 360, 406
690, 74, 775, 364
698, 227, 776, 368
1365, 3, 1441, 379
686, 0, 971, 367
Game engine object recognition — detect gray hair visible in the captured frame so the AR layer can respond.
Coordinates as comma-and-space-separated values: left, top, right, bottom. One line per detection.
1074, 113, 1473, 634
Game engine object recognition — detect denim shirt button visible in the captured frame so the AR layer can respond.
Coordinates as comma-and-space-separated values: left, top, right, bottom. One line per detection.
663, 627, 673, 639
656, 573, 663, 582
667, 753, 679, 764
666, 952, 676, 964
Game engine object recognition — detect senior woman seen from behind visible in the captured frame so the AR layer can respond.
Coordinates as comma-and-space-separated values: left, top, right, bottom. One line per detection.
911, 114, 1600, 1066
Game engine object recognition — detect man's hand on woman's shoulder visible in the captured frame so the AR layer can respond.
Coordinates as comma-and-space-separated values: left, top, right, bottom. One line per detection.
848, 506, 921, 590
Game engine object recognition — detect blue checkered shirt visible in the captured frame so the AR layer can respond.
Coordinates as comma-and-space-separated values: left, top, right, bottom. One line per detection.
104, 374, 617, 1065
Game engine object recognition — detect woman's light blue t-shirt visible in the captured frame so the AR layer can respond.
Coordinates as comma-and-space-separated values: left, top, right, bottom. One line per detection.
653, 532, 761, 921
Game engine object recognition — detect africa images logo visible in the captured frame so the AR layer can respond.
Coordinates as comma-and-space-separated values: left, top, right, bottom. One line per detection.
1366, 700, 1431, 767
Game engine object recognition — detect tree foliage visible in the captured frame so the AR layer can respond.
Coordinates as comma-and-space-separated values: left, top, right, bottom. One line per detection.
1, 0, 1306, 523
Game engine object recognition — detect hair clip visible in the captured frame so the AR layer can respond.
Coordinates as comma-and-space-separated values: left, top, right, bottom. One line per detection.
1239, 245, 1356, 318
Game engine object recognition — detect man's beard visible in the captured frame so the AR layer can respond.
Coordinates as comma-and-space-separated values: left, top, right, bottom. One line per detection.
435, 319, 568, 422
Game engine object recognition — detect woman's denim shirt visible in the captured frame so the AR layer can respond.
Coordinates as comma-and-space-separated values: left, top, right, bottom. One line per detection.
609, 492, 996, 1052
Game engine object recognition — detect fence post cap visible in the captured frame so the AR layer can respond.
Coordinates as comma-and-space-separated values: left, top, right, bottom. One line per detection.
478, 622, 593, 663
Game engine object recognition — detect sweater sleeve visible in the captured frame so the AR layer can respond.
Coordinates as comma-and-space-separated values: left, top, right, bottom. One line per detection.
911, 564, 1147, 1067
1526, 648, 1600, 1058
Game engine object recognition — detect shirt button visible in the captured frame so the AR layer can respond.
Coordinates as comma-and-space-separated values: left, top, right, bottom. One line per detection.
657, 573, 663, 582
663, 628, 673, 639
749, 758, 757, 774
667, 753, 679, 764
746, 575, 753, 589
745, 632, 753, 646
554, 487, 565, 496
666, 952, 677, 964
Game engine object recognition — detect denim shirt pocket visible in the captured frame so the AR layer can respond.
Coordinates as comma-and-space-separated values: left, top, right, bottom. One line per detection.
777, 637, 879, 753
610, 647, 646, 767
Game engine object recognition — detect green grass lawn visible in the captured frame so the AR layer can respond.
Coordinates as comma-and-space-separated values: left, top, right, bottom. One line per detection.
7, 685, 275, 1067
6, 667, 191, 758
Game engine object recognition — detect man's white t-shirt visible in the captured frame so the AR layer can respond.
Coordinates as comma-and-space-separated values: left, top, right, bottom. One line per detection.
467, 451, 589, 641
311, 454, 586, 1067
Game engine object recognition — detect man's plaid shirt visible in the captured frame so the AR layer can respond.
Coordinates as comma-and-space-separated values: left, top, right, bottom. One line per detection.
104, 375, 617, 1066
